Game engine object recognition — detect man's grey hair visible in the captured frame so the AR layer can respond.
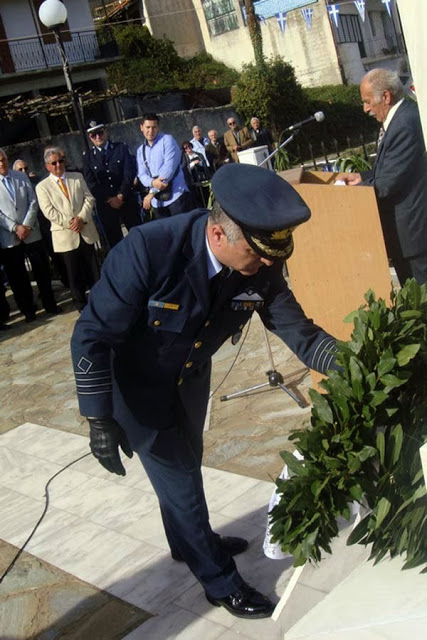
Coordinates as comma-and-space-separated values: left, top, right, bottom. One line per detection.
13, 158, 26, 169
44, 146, 65, 163
0, 148, 8, 159
364, 68, 405, 102
208, 201, 244, 244
192, 125, 202, 134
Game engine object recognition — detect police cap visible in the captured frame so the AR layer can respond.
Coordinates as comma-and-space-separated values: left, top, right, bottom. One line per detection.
86, 120, 105, 134
211, 164, 311, 260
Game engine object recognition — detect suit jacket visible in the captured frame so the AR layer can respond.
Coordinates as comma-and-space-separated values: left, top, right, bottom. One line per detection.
250, 127, 274, 151
205, 140, 231, 172
224, 127, 253, 163
71, 210, 337, 451
0, 169, 41, 249
360, 100, 427, 259
83, 140, 137, 206
36, 172, 99, 253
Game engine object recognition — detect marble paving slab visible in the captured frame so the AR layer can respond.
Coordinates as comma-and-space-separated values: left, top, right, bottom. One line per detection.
0, 423, 303, 640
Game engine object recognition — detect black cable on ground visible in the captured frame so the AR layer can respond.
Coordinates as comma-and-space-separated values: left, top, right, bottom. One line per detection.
0, 451, 91, 585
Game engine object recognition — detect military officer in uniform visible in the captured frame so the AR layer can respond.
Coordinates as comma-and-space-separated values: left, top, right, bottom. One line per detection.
71, 164, 339, 619
82, 121, 141, 249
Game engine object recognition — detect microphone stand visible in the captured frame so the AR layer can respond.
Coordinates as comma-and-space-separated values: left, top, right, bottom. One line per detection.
220, 129, 307, 407
220, 321, 305, 407
259, 128, 301, 168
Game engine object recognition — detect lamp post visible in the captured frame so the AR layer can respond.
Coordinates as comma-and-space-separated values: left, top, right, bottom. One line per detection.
38, 0, 89, 151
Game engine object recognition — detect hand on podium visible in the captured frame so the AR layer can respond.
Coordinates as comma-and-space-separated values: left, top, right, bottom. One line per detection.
334, 172, 363, 186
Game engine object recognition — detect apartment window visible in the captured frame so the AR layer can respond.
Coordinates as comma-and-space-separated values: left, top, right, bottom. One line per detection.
202, 0, 239, 37
335, 13, 366, 57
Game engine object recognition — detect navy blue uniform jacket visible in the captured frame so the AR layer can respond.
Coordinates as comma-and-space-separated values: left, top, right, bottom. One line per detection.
83, 140, 137, 204
361, 100, 427, 259
71, 210, 337, 451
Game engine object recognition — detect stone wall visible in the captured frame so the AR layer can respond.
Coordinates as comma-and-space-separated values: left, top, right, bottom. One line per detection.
3, 105, 238, 176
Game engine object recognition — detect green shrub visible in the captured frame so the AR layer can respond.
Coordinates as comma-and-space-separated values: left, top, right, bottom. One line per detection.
270, 280, 427, 571
304, 84, 378, 148
107, 25, 239, 93
232, 57, 309, 137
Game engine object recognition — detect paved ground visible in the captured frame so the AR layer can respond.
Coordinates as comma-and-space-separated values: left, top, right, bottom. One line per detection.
0, 282, 314, 639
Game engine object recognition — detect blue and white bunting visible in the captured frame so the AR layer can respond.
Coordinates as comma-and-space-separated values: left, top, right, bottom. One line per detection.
275, 11, 287, 34
382, 0, 392, 18
258, 14, 267, 25
301, 8, 313, 31
328, 4, 340, 28
354, 0, 366, 22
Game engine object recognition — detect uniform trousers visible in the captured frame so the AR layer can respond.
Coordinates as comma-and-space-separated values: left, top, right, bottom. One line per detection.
61, 237, 99, 311
135, 361, 245, 598
96, 198, 141, 249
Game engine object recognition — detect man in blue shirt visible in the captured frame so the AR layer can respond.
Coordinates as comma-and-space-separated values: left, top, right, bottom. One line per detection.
137, 113, 191, 219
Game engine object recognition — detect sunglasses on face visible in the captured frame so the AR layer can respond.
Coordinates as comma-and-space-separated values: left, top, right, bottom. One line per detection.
50, 159, 65, 166
183, 145, 191, 150
89, 130, 105, 138
228, 121, 236, 126
17, 166, 29, 172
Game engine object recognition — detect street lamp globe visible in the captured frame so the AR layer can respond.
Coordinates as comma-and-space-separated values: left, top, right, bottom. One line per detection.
38, 0, 68, 29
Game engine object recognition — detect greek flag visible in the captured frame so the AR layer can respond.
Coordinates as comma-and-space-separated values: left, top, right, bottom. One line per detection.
328, 4, 340, 28
382, 0, 392, 18
354, 0, 366, 22
301, 7, 313, 30
275, 11, 287, 34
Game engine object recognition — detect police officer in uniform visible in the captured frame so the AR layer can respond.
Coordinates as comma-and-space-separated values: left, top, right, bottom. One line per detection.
82, 121, 141, 249
71, 164, 339, 619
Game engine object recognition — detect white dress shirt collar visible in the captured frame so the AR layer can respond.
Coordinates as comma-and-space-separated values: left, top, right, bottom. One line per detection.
383, 99, 404, 131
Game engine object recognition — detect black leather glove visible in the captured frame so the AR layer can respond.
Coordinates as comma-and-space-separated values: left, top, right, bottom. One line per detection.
88, 417, 133, 476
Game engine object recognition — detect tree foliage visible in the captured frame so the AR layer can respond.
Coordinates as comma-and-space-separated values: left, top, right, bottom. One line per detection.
270, 280, 427, 572
232, 57, 309, 136
106, 25, 239, 93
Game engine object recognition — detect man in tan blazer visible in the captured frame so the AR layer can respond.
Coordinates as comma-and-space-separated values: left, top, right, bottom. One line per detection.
36, 147, 100, 312
223, 117, 253, 163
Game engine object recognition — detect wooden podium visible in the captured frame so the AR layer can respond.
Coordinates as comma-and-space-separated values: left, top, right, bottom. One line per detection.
278, 168, 392, 385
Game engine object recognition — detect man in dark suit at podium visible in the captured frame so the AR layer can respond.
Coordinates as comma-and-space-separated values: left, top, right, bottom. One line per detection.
338, 69, 427, 285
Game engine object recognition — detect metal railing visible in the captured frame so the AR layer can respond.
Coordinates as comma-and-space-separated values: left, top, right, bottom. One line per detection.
0, 31, 118, 74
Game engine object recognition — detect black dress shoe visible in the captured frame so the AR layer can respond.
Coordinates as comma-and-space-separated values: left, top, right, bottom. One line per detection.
206, 582, 275, 619
46, 306, 63, 315
24, 313, 37, 323
171, 535, 248, 561
0, 323, 11, 331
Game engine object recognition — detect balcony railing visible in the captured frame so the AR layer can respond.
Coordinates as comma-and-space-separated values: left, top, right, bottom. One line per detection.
0, 31, 118, 75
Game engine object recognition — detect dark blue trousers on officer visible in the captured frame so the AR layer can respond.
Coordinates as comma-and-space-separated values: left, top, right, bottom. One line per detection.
135, 360, 245, 598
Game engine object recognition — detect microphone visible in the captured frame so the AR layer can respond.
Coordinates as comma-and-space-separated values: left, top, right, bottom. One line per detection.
286, 111, 325, 131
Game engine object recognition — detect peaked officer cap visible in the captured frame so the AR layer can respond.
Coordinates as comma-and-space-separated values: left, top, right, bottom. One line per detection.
86, 120, 105, 133
211, 164, 311, 260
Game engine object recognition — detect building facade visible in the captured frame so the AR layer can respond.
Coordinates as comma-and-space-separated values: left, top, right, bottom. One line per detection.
145, 0, 408, 88
0, 0, 119, 144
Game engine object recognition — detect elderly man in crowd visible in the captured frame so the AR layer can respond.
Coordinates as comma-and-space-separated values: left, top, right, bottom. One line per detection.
36, 147, 99, 312
224, 117, 253, 163
71, 163, 339, 620
83, 121, 141, 249
190, 125, 210, 167
249, 117, 274, 153
137, 112, 191, 219
0, 149, 60, 322
205, 129, 231, 173
337, 68, 427, 285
